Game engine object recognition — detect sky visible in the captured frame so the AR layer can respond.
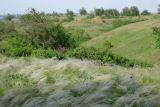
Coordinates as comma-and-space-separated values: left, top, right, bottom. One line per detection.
0, 0, 160, 14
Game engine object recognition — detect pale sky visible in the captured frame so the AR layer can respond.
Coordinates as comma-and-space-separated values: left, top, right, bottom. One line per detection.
0, 0, 160, 14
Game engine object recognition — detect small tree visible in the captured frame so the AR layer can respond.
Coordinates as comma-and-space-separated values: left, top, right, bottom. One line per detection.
65, 9, 75, 21
104, 9, 120, 18
20, 8, 75, 49
66, 9, 75, 17
79, 8, 87, 15
122, 6, 140, 16
5, 14, 15, 21
122, 7, 131, 16
52, 11, 59, 16
130, 6, 140, 16
94, 8, 104, 16
141, 10, 151, 15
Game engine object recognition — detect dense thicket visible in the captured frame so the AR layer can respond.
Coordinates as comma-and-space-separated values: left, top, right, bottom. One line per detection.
20, 9, 75, 49
69, 46, 152, 67
104, 9, 120, 18
94, 8, 105, 16
122, 6, 139, 16
94, 8, 120, 17
93, 6, 140, 17
0, 9, 75, 57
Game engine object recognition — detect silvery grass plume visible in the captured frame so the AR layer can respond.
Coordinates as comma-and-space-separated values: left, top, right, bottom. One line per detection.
0, 56, 160, 107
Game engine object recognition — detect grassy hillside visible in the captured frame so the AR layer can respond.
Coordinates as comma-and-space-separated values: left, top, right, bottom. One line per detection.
82, 17, 160, 65
0, 56, 160, 107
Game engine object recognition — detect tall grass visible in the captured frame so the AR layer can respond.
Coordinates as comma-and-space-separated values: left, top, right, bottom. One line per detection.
0, 57, 160, 107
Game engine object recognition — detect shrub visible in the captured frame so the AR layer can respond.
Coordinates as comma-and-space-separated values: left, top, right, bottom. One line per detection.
69, 47, 151, 67
0, 9, 76, 58
3, 35, 33, 57
122, 6, 140, 16
87, 12, 95, 19
141, 10, 151, 16
64, 9, 75, 22
63, 15, 74, 22
51, 17, 60, 22
113, 18, 146, 28
0, 22, 5, 33
4, 14, 15, 21
94, 8, 105, 16
113, 19, 129, 27
70, 29, 91, 46
79, 8, 87, 16
31, 48, 57, 58
0, 21, 16, 36
20, 8, 76, 49
45, 24, 76, 49
1, 33, 64, 58
104, 9, 120, 18
153, 27, 160, 48
104, 40, 113, 49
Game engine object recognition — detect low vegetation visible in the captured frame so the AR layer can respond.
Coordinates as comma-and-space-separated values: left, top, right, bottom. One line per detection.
0, 57, 160, 107
69, 46, 152, 67
112, 17, 147, 28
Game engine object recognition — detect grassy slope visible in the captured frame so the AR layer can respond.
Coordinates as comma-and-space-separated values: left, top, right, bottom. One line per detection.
63, 16, 147, 39
82, 18, 160, 65
64, 22, 113, 39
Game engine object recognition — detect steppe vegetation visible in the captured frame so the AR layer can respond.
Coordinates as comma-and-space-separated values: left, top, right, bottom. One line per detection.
0, 5, 160, 107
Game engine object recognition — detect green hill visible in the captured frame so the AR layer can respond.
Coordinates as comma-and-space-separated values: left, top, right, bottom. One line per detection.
82, 18, 160, 65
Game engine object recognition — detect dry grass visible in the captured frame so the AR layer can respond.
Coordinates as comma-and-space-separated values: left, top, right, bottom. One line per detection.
0, 56, 160, 107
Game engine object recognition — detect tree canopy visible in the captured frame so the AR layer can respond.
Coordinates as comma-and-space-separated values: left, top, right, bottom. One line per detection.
79, 8, 87, 15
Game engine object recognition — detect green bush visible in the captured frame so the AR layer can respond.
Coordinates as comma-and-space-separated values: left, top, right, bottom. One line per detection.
87, 13, 95, 19
63, 16, 74, 22
1, 32, 64, 58
141, 10, 151, 16
153, 27, 160, 48
33, 48, 66, 59
104, 40, 113, 49
3, 36, 33, 57
0, 9, 76, 58
31, 48, 57, 58
0, 21, 16, 36
69, 47, 151, 67
113, 18, 146, 28
0, 22, 5, 33
20, 8, 76, 49
70, 28, 91, 46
